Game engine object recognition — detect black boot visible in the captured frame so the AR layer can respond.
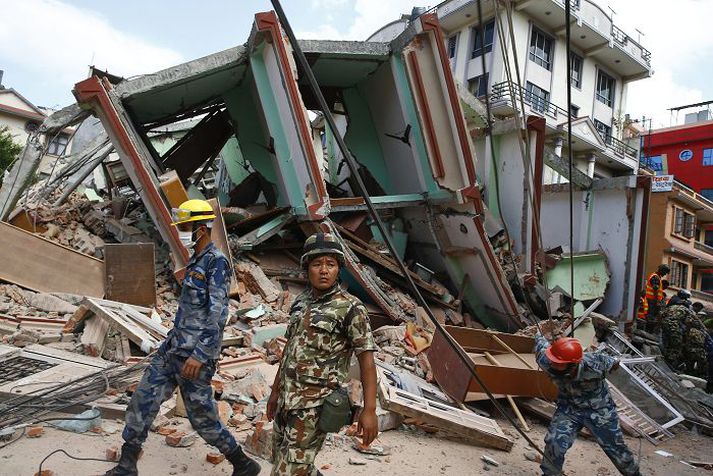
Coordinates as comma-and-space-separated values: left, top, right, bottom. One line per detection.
104, 442, 141, 476
226, 446, 260, 476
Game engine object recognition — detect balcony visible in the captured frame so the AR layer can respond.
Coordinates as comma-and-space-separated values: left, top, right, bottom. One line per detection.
695, 241, 713, 257
490, 81, 637, 159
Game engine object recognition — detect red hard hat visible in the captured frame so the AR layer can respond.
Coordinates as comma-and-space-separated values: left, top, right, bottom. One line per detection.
545, 337, 583, 364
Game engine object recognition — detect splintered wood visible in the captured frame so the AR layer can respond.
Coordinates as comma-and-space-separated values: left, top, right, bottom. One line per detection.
377, 371, 513, 451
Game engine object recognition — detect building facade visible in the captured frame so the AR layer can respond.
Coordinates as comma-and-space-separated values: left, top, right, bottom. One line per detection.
0, 82, 74, 176
644, 180, 713, 310
641, 118, 713, 201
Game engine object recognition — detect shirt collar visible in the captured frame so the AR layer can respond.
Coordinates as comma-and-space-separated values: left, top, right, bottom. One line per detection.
309, 282, 341, 302
189, 242, 215, 264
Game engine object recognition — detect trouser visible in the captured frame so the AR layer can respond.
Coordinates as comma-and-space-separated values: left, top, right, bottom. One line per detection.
541, 403, 639, 476
272, 406, 326, 476
122, 351, 238, 455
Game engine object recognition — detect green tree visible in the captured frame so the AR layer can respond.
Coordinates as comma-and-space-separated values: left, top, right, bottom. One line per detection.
0, 126, 24, 186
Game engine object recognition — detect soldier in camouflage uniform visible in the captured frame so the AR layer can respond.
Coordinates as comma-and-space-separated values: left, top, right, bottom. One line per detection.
105, 200, 259, 476
266, 232, 378, 476
535, 333, 640, 476
661, 304, 687, 370
682, 311, 710, 379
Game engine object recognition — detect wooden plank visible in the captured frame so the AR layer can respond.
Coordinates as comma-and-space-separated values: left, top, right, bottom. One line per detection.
158, 170, 189, 208
80, 315, 111, 357
208, 198, 239, 297
104, 243, 156, 307
119, 304, 168, 339
84, 298, 160, 353
0, 221, 104, 297
22, 343, 115, 369
483, 351, 530, 431
377, 372, 513, 451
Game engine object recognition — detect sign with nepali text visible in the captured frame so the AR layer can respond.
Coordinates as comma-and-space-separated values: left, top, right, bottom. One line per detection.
651, 174, 674, 192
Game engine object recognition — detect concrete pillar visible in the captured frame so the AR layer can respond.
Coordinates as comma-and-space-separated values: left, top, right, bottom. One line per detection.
587, 153, 596, 178
554, 137, 564, 157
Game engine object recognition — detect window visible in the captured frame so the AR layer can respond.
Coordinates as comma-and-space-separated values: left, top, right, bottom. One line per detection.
702, 189, 713, 202
525, 82, 550, 113
570, 53, 583, 88
703, 148, 713, 166
47, 134, 69, 156
641, 154, 663, 172
670, 260, 689, 288
594, 119, 611, 139
447, 35, 458, 59
706, 229, 713, 247
673, 207, 696, 238
471, 20, 494, 58
569, 104, 579, 118
529, 27, 554, 70
468, 73, 489, 98
596, 70, 615, 107
702, 272, 713, 293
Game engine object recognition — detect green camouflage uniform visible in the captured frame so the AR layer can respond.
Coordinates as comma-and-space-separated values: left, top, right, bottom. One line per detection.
272, 284, 376, 476
661, 305, 686, 369
683, 314, 709, 378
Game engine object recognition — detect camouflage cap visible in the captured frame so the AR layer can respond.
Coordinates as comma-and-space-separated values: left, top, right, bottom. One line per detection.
301, 232, 345, 267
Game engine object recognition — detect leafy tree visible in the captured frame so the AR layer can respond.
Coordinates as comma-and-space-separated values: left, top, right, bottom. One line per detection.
0, 126, 23, 186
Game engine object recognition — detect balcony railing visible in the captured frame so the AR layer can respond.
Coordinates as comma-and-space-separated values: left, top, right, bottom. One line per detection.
611, 24, 651, 67
490, 81, 637, 158
554, 0, 581, 10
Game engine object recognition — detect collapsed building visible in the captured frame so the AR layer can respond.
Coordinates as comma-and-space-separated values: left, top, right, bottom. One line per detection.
1, 7, 712, 473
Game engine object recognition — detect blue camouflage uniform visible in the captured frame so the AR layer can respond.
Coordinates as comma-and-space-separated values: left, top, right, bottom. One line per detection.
535, 334, 640, 476
122, 243, 237, 455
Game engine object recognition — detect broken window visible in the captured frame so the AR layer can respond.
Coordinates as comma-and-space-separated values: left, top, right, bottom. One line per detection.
47, 133, 69, 156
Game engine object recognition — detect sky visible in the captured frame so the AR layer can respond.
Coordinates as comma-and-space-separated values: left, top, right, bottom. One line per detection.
0, 0, 711, 129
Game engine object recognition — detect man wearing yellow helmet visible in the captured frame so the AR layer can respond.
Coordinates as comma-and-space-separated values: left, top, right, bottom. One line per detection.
105, 199, 260, 476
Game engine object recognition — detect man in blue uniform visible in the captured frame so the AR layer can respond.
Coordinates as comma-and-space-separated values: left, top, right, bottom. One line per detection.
105, 199, 259, 476
536, 333, 640, 476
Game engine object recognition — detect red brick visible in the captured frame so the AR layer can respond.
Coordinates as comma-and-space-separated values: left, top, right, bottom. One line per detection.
206, 453, 225, 465
157, 426, 178, 436
165, 431, 187, 446
106, 446, 120, 462
27, 426, 44, 438
34, 471, 54, 476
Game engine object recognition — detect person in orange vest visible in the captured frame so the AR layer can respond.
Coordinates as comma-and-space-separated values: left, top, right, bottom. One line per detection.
635, 289, 648, 329
645, 264, 670, 334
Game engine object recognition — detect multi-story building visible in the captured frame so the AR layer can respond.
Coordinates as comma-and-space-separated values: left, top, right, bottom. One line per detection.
436, 0, 652, 181
640, 112, 713, 201
0, 72, 74, 176
644, 180, 713, 310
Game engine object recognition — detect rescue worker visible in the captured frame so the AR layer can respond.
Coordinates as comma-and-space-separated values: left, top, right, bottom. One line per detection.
645, 264, 670, 334
266, 232, 378, 476
682, 311, 710, 379
635, 289, 648, 330
105, 200, 260, 476
667, 288, 691, 307
661, 303, 688, 370
536, 333, 640, 476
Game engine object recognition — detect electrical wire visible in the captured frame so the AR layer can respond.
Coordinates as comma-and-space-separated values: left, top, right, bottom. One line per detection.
269, 0, 559, 470
0, 427, 25, 450
38, 449, 112, 475
565, 0, 576, 337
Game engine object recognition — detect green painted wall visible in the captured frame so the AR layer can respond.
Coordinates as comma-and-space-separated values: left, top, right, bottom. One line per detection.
342, 86, 393, 193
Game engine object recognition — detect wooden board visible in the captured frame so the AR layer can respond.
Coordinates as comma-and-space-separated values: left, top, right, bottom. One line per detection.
208, 198, 239, 297
84, 298, 160, 353
158, 170, 189, 208
377, 371, 513, 451
104, 243, 156, 307
80, 315, 111, 357
0, 221, 104, 297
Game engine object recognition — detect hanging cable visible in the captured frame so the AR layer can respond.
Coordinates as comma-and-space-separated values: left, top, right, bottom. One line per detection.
269, 1, 559, 469
565, 0, 575, 336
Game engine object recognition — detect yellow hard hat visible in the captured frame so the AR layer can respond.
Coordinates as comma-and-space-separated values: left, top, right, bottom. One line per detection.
171, 199, 216, 226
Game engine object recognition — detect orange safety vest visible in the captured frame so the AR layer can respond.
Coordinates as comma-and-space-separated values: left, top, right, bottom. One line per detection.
645, 272, 665, 302
637, 296, 649, 320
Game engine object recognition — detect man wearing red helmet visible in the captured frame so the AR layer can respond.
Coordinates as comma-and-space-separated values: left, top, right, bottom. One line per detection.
535, 333, 640, 476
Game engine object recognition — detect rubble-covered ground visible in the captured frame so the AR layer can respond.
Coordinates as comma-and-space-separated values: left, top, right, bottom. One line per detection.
1, 413, 711, 475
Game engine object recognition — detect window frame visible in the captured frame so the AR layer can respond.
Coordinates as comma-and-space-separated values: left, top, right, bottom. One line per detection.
471, 20, 495, 59
529, 27, 554, 71
525, 82, 550, 114
570, 52, 583, 89
569, 104, 580, 118
670, 259, 689, 289
468, 72, 489, 98
672, 206, 696, 239
596, 69, 615, 107
447, 34, 458, 59
594, 119, 611, 139
703, 148, 713, 166
47, 134, 69, 156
